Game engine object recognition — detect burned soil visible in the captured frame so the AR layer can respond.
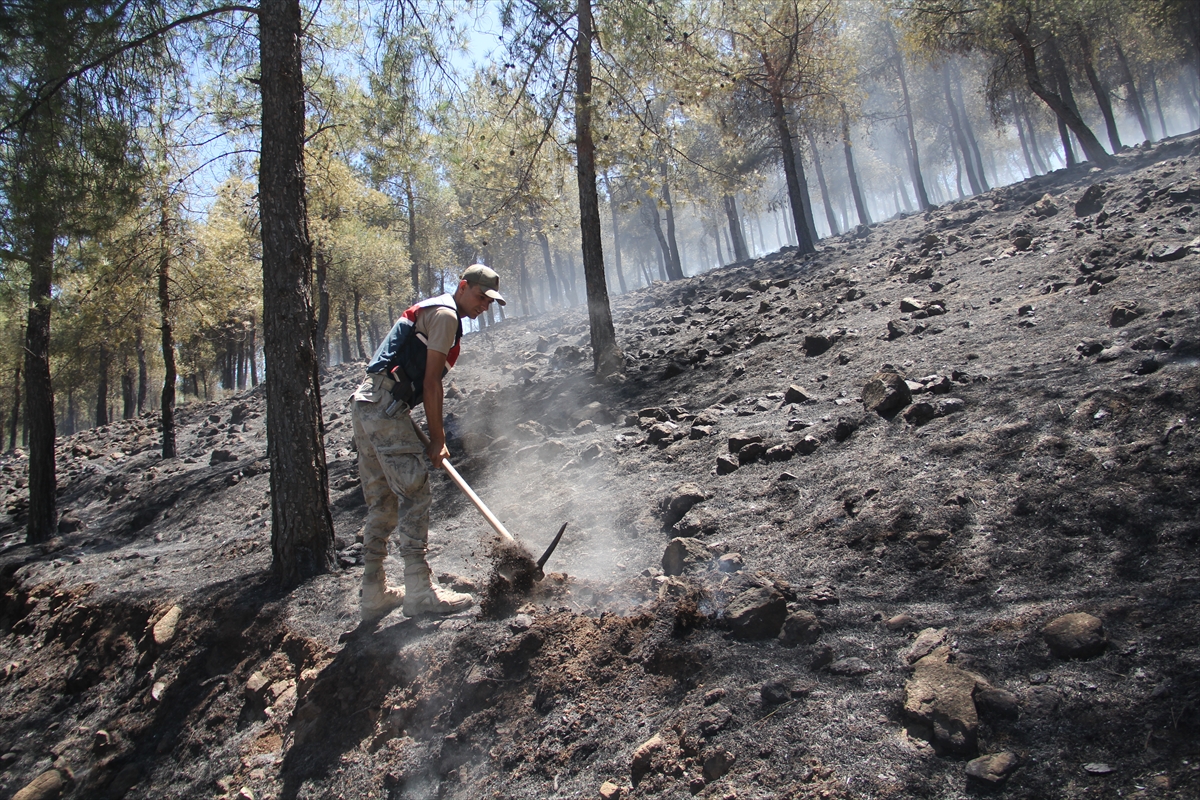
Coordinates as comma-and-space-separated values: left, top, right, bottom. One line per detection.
1, 136, 1199, 800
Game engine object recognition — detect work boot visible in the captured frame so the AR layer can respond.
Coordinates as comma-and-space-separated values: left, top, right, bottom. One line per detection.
402, 558, 473, 616
360, 563, 405, 621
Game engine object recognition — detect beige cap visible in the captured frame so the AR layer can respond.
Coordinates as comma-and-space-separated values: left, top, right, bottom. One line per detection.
462, 264, 506, 305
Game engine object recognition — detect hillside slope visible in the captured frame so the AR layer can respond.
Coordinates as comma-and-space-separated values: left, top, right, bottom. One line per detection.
1, 135, 1198, 800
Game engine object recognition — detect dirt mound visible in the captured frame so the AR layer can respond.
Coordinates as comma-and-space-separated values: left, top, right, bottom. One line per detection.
1, 136, 1199, 799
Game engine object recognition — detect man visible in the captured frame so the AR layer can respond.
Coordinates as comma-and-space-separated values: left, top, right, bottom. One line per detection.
349, 264, 505, 620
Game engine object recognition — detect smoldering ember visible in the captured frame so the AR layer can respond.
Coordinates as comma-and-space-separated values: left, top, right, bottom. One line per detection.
1, 135, 1198, 799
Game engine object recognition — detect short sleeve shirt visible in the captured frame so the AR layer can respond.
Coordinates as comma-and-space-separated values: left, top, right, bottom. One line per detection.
415, 304, 459, 356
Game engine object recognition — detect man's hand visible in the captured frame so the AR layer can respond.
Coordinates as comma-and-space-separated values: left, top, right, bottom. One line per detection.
427, 437, 449, 470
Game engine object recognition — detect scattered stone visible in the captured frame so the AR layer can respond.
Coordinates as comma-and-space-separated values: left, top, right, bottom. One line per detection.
1108, 302, 1141, 327
761, 679, 791, 705
975, 686, 1020, 720
660, 483, 707, 527
904, 402, 936, 426
698, 704, 732, 736
715, 455, 739, 475
703, 688, 725, 705
779, 610, 822, 646
1076, 339, 1105, 356
11, 769, 66, 800
151, 605, 183, 647
662, 538, 713, 576
809, 584, 840, 605
904, 628, 949, 664
903, 659, 979, 754
1042, 612, 1107, 659
886, 613, 916, 631
210, 449, 238, 465
899, 297, 924, 313
885, 320, 906, 340
1150, 243, 1192, 262
724, 587, 787, 640
672, 507, 720, 538
803, 334, 833, 356
793, 435, 820, 455
716, 553, 743, 573
702, 750, 735, 782
1031, 194, 1059, 217
967, 752, 1020, 785
833, 418, 859, 442
862, 371, 911, 415
736, 441, 768, 464
784, 384, 810, 404
1074, 184, 1105, 217
599, 779, 622, 799
827, 657, 872, 676
630, 734, 664, 785
1083, 763, 1115, 775
727, 432, 763, 453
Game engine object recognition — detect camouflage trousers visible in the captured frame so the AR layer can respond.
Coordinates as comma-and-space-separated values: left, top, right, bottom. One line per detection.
349, 391, 431, 564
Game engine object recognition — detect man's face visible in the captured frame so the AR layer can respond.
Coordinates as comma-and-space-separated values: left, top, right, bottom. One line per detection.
461, 281, 495, 319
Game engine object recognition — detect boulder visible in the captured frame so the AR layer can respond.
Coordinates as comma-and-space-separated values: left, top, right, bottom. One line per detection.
903, 659, 979, 754
662, 538, 713, 576
724, 587, 787, 640
862, 372, 911, 415
966, 752, 1020, 785
660, 483, 707, 527
1042, 612, 1106, 659
779, 610, 822, 646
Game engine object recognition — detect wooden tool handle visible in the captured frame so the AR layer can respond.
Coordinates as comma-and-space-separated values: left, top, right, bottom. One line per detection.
412, 423, 515, 543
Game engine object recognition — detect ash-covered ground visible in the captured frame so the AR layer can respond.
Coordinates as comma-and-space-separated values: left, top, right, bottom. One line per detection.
1, 135, 1198, 800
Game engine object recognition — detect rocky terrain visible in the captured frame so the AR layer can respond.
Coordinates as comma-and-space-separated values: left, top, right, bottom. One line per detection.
0, 133, 1198, 800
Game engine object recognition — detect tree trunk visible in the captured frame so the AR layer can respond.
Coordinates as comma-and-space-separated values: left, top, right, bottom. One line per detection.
722, 193, 750, 261
711, 226, 725, 265
943, 65, 984, 194
353, 290, 365, 360
338, 305, 350, 364
314, 246, 330, 370
642, 195, 673, 278
1011, 90, 1038, 176
952, 63, 991, 190
1112, 39, 1154, 144
8, 364, 20, 453
24, 222, 57, 541
1148, 65, 1168, 139
536, 230, 559, 307
1006, 21, 1116, 167
249, 311, 258, 387
1020, 98, 1051, 173
841, 105, 870, 226
259, 0, 335, 587
607, 182, 628, 294
888, 29, 933, 209
64, 388, 74, 436
762, 55, 816, 254
122, 363, 135, 420
159, 201, 177, 458
1078, 29, 1122, 151
96, 342, 109, 426
805, 128, 839, 236
405, 175, 419, 302
660, 173, 684, 280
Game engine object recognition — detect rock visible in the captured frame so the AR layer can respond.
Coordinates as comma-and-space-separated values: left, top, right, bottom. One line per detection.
1042, 612, 1107, 659
702, 750, 735, 782
899, 297, 924, 313
779, 610, 822, 646
827, 657, 872, 676
885, 320, 906, 340
727, 432, 763, 453
715, 455, 739, 475
1074, 184, 1105, 216
935, 397, 965, 416
662, 538, 713, 576
1150, 243, 1192, 262
698, 704, 732, 736
660, 483, 707, 527
862, 372, 911, 415
672, 507, 720, 538
736, 441, 768, 464
764, 443, 794, 462
904, 402, 936, 426
724, 587, 787, 640
907, 265, 935, 282
886, 613, 916, 631
833, 418, 859, 442
573, 401, 616, 425
1032, 194, 1059, 217
966, 752, 1020, 785
1076, 339, 1105, 356
1108, 302, 1141, 327
245, 671, 271, 706
152, 605, 183, 647
793, 435, 819, 455
975, 686, 1020, 720
904, 628, 949, 664
903, 659, 979, 754
646, 423, 677, 445
599, 779, 622, 799
210, 449, 238, 465
803, 334, 833, 356
761, 679, 791, 705
716, 553, 743, 573
783, 385, 809, 405
630, 734, 664, 785
11, 770, 66, 800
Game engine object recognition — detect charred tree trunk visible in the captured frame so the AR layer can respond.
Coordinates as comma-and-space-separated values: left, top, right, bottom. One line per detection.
952, 64, 991, 191
762, 54, 816, 254
943, 65, 984, 194
314, 247, 330, 370
259, 0, 335, 586
136, 326, 148, 414
1079, 29, 1122, 152
722, 193, 750, 262
536, 230, 559, 307
248, 311, 258, 387
8, 364, 20, 453
338, 305, 350, 364
607, 185, 628, 293
96, 342, 109, 427
122, 363, 134, 420
353, 290, 365, 361
841, 105, 870, 226
806, 128, 840, 236
405, 175, 419, 302
1148, 65, 1168, 139
660, 174, 684, 280
1011, 90, 1038, 176
1113, 40, 1155, 144
159, 201, 177, 459
888, 29, 933, 210
642, 195, 673, 277
1006, 21, 1116, 167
